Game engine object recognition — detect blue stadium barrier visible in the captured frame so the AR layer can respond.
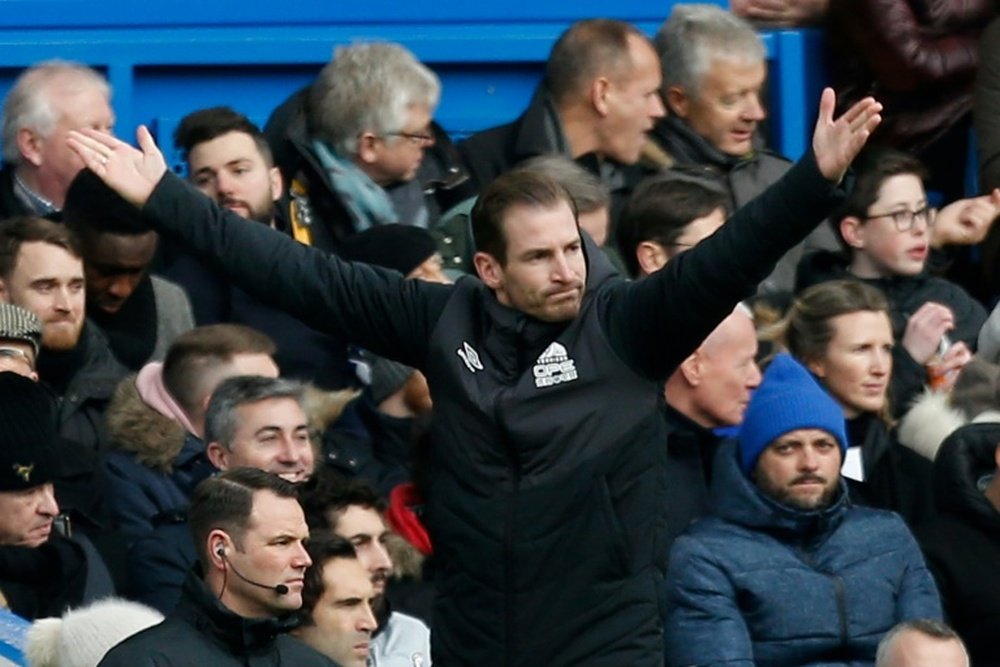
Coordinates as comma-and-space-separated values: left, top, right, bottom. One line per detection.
0, 2, 825, 173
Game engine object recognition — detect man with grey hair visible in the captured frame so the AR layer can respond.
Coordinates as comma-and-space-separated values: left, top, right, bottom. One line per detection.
650, 4, 839, 294
875, 619, 969, 667
0, 60, 114, 217
268, 42, 448, 252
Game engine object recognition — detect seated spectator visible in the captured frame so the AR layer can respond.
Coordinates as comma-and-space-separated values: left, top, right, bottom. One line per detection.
651, 4, 840, 294
772, 279, 935, 525
876, 619, 970, 667
798, 148, 987, 414
293, 532, 379, 667
617, 172, 728, 278
98, 468, 334, 666
0, 216, 127, 451
300, 472, 431, 663
103, 324, 278, 538
0, 61, 114, 218
24, 598, 163, 667
458, 19, 665, 222
62, 168, 193, 371
265, 43, 443, 251
127, 375, 352, 614
665, 353, 941, 665
915, 421, 1000, 664
163, 106, 354, 390
0, 373, 114, 620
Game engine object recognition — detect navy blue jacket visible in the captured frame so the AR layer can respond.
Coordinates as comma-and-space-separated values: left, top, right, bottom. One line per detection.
665, 440, 941, 666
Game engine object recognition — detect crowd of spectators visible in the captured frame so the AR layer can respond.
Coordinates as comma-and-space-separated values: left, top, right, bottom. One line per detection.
1, 2, 999, 666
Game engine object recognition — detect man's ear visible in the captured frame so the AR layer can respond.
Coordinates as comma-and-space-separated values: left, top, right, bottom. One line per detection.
665, 86, 690, 118
636, 240, 668, 276
206, 442, 228, 471
591, 77, 612, 117
16, 127, 43, 167
473, 251, 503, 290
678, 351, 702, 386
269, 166, 283, 202
839, 216, 865, 250
356, 132, 380, 165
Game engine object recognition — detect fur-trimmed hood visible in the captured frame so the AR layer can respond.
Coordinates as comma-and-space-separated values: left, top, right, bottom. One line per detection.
105, 374, 189, 473
898, 380, 1000, 462
302, 385, 360, 436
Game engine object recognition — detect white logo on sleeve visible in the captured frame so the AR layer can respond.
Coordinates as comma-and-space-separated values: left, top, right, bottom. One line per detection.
533, 342, 578, 388
457, 341, 484, 373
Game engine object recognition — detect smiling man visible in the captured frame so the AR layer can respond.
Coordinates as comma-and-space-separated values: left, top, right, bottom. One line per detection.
665, 354, 941, 665
98, 468, 335, 666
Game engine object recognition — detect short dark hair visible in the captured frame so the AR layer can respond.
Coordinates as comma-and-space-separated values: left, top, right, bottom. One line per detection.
546, 19, 648, 106
204, 375, 307, 447
833, 147, 928, 247
471, 169, 578, 264
162, 324, 277, 417
63, 168, 148, 237
0, 216, 81, 280
298, 469, 387, 532
188, 467, 299, 568
174, 106, 273, 166
298, 531, 358, 626
616, 172, 729, 277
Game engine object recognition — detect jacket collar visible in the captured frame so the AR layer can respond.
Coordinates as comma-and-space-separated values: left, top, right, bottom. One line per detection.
651, 115, 758, 171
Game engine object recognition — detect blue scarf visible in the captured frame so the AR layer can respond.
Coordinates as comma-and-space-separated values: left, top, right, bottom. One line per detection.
311, 140, 399, 231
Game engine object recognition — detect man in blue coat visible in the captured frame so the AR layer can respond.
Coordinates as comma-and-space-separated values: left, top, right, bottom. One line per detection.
665, 354, 942, 666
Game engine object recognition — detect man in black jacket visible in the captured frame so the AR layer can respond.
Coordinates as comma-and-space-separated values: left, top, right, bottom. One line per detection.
98, 468, 335, 666
70, 87, 879, 666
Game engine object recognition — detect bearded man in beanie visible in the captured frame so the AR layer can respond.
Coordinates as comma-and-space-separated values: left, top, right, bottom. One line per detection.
0, 372, 114, 620
664, 353, 941, 666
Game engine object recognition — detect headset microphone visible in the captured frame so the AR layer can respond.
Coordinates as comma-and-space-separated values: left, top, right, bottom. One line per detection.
217, 546, 290, 595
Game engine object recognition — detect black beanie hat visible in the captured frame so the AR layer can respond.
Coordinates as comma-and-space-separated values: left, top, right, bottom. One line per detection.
339, 224, 438, 276
0, 373, 57, 491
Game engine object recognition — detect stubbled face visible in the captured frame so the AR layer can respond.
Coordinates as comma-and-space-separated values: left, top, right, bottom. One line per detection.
597, 36, 666, 165
0, 242, 85, 351
0, 482, 59, 547
219, 490, 311, 617
362, 104, 434, 186
690, 311, 762, 427
80, 230, 158, 314
332, 505, 393, 598
807, 311, 893, 418
754, 428, 842, 511
23, 81, 114, 207
478, 201, 586, 323
671, 57, 767, 157
296, 558, 378, 667
187, 131, 281, 224
848, 174, 930, 279
213, 397, 315, 483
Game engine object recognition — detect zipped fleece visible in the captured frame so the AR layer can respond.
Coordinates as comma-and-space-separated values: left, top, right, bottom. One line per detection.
140, 150, 844, 666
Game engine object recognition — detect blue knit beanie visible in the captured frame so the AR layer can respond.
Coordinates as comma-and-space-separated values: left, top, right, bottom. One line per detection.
737, 353, 848, 476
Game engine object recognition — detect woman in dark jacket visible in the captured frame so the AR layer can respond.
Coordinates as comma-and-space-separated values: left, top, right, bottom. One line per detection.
774, 279, 934, 526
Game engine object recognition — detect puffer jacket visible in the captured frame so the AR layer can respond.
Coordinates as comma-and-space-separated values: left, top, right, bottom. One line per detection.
665, 439, 941, 667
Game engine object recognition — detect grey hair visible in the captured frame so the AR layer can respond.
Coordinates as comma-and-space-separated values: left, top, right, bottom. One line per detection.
204, 375, 308, 449
655, 4, 765, 98
2, 60, 110, 164
519, 155, 609, 214
875, 619, 968, 666
307, 42, 440, 155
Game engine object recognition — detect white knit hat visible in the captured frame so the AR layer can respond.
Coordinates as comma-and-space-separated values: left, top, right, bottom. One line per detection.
24, 598, 163, 667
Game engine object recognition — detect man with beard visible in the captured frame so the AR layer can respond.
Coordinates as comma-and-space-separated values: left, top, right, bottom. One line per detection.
0, 215, 126, 450
300, 473, 431, 666
163, 106, 352, 390
664, 353, 941, 665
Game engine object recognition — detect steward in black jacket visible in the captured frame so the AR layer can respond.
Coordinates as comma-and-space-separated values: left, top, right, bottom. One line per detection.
67, 93, 878, 666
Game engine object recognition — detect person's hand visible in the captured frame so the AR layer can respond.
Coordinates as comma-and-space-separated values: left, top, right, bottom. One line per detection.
926, 341, 971, 392
812, 88, 882, 184
66, 125, 167, 208
931, 189, 1000, 248
730, 0, 829, 26
901, 302, 955, 364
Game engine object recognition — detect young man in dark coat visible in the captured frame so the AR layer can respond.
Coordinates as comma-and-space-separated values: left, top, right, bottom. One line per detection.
69, 87, 879, 667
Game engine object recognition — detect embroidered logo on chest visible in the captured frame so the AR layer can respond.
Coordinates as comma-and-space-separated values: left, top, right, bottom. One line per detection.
457, 341, 484, 373
533, 342, 578, 388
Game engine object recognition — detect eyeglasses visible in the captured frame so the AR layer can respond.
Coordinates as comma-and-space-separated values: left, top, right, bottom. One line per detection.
385, 131, 435, 147
864, 206, 936, 232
